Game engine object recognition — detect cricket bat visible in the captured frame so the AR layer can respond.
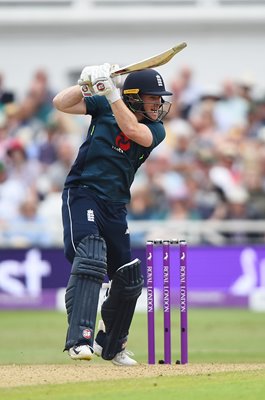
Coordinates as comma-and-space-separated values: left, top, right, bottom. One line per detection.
110, 42, 187, 77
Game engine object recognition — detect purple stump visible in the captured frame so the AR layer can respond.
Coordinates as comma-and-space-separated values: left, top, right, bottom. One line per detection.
179, 240, 188, 364
163, 240, 171, 364
146, 240, 155, 364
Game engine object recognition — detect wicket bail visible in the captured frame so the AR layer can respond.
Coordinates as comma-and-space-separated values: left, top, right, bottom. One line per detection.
146, 239, 188, 365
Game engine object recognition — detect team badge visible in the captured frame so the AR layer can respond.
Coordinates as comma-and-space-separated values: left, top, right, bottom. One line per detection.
82, 329, 92, 339
116, 131, 131, 151
97, 82, 105, 91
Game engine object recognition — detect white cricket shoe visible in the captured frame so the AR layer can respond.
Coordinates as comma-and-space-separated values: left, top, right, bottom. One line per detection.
112, 349, 138, 366
93, 341, 137, 366
93, 341, 104, 357
68, 345, 93, 361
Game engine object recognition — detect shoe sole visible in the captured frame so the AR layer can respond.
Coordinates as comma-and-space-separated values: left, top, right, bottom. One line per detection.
112, 359, 138, 366
70, 356, 93, 361
69, 354, 93, 361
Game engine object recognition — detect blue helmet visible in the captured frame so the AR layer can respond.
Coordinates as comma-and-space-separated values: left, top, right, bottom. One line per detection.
123, 69, 172, 96
122, 69, 172, 121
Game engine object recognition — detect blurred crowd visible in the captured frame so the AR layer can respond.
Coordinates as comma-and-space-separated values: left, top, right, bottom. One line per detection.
0, 66, 265, 247
0, 69, 87, 247
128, 67, 265, 243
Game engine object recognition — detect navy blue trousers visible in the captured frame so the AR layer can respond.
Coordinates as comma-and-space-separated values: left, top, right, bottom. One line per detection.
62, 187, 131, 279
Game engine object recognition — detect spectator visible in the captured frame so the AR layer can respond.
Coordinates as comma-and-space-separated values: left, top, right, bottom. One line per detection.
36, 178, 64, 245
237, 74, 255, 102
127, 185, 156, 220
4, 194, 52, 247
244, 168, 265, 219
189, 97, 221, 149
5, 138, 42, 191
221, 186, 252, 244
164, 118, 196, 174
214, 79, 250, 133
0, 161, 27, 221
38, 119, 61, 166
42, 137, 77, 192
170, 65, 202, 119
245, 97, 265, 139
0, 73, 15, 105
0, 112, 10, 160
25, 69, 55, 124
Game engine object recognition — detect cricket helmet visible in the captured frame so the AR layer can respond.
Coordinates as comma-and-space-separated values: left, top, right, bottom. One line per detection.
123, 69, 172, 96
122, 69, 172, 121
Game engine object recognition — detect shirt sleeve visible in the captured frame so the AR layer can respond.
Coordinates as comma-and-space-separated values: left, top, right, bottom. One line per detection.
145, 121, 166, 150
84, 95, 111, 117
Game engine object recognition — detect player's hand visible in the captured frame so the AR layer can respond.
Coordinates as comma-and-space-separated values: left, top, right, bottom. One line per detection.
110, 64, 122, 88
91, 63, 121, 104
79, 65, 99, 83
79, 82, 94, 97
78, 65, 99, 97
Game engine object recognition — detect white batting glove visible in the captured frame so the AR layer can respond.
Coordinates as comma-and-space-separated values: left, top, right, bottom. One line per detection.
79, 82, 94, 97
78, 65, 99, 97
110, 64, 122, 88
91, 63, 121, 104
79, 65, 100, 83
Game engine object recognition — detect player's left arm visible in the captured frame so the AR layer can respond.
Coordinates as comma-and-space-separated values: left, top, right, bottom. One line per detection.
111, 100, 153, 147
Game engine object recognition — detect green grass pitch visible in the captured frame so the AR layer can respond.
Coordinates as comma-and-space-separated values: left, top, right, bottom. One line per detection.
0, 308, 265, 399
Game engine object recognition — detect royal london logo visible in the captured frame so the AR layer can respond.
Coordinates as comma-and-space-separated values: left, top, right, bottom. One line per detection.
115, 131, 131, 151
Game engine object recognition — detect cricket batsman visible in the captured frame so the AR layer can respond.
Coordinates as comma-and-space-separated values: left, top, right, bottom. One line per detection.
53, 63, 172, 366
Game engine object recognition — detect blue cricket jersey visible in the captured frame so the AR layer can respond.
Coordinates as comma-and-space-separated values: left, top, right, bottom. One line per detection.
64, 95, 166, 203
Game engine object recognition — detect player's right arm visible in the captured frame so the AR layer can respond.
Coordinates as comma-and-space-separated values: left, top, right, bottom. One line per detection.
53, 65, 99, 114
53, 85, 86, 114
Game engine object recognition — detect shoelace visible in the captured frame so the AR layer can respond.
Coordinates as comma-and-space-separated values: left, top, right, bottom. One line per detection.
118, 349, 135, 358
